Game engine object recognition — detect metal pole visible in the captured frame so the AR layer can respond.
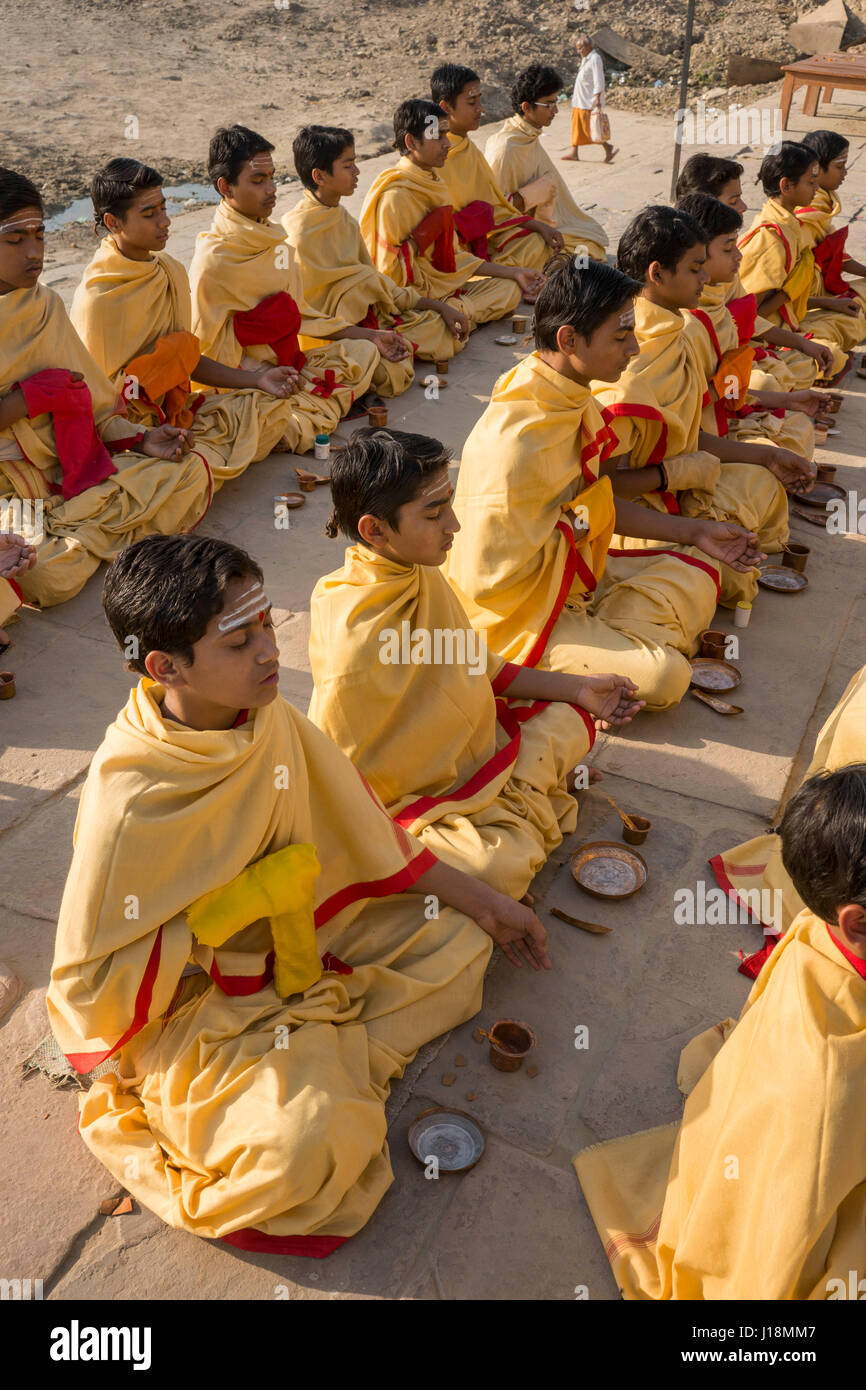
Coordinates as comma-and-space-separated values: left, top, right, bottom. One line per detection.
670, 0, 697, 201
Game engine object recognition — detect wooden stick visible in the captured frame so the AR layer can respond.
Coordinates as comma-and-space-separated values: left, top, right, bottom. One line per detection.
550, 908, 612, 936
604, 794, 638, 832
669, 0, 697, 202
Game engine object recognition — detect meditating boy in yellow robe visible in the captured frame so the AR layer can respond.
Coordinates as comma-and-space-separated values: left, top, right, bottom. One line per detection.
674, 163, 835, 389
0, 168, 210, 610
596, 207, 814, 607
361, 100, 541, 326
712, 661, 866, 978
432, 63, 559, 273
444, 254, 765, 712
309, 427, 643, 898
48, 532, 555, 1257
798, 128, 866, 340
189, 125, 378, 446
484, 64, 608, 262
576, 763, 866, 1300
283, 125, 468, 398
676, 193, 818, 459
739, 141, 859, 382
71, 157, 320, 485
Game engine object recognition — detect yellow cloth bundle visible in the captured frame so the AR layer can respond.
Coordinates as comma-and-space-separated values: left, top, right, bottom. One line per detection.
187, 842, 322, 998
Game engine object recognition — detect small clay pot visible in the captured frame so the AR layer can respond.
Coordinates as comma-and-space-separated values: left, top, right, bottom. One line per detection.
700, 628, 727, 659
368, 406, 388, 428
782, 542, 810, 573
488, 1018, 536, 1072
0, 671, 15, 700
825, 395, 842, 413
434, 359, 449, 375
511, 314, 528, 335
274, 493, 305, 511
816, 463, 837, 484
622, 815, 651, 846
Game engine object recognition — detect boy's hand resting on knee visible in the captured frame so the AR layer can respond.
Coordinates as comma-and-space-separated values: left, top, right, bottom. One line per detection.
758, 445, 816, 492
689, 520, 766, 573
572, 674, 645, 729
410, 859, 552, 970
141, 424, 192, 460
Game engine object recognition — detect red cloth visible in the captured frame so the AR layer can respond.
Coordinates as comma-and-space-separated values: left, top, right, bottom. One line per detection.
411, 205, 457, 275
454, 199, 497, 259
827, 925, 866, 979
813, 226, 854, 297
233, 292, 306, 369
727, 293, 758, 345
16, 368, 116, 500
359, 308, 380, 330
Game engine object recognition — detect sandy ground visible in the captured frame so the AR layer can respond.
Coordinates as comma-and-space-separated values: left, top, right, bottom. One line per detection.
5, 0, 824, 210
1, 87, 866, 1300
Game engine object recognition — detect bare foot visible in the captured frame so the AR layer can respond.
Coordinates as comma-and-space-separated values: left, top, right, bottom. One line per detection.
521, 892, 535, 906
604, 147, 619, 164
561, 153, 579, 161
0, 627, 9, 650
589, 768, 604, 785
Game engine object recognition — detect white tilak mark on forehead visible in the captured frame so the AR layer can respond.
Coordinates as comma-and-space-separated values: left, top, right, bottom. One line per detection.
218, 582, 269, 633
0, 219, 44, 234
247, 157, 273, 172
421, 477, 452, 499
619, 310, 636, 328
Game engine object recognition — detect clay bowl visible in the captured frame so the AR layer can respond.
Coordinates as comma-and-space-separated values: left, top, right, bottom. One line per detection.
487, 1018, 536, 1072
622, 815, 652, 846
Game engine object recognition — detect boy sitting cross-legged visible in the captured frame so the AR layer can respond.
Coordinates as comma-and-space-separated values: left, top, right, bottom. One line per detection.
309, 427, 643, 898
48, 533, 557, 1259
283, 124, 470, 399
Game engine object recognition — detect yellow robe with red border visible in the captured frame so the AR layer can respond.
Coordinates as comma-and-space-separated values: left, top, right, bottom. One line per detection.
281, 190, 462, 395
738, 198, 850, 376
308, 545, 593, 897
796, 185, 866, 344
70, 237, 297, 484
444, 352, 720, 712
484, 114, 608, 259
575, 906, 866, 1300
189, 201, 378, 451
596, 298, 787, 606
440, 131, 551, 271
0, 285, 210, 609
47, 681, 491, 1251
699, 275, 817, 394
360, 157, 520, 323
711, 662, 866, 941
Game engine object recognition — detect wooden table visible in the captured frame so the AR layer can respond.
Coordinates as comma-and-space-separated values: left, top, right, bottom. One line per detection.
780, 52, 866, 128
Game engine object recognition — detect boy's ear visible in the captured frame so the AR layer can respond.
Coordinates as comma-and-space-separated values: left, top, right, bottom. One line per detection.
836, 903, 866, 955
311, 166, 325, 188
216, 176, 232, 200
144, 649, 185, 687
555, 323, 577, 355
357, 513, 387, 547
647, 259, 665, 286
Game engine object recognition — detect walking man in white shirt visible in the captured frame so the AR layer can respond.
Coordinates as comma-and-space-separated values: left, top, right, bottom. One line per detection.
564, 34, 616, 163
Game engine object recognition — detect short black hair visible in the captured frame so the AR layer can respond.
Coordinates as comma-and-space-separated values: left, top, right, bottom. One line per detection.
801, 129, 849, 170
91, 158, 163, 231
758, 141, 817, 197
780, 765, 866, 925
511, 64, 563, 114
674, 154, 744, 201
676, 192, 743, 238
431, 63, 480, 108
325, 428, 452, 543
103, 535, 263, 677
0, 168, 43, 223
293, 125, 354, 192
393, 99, 446, 154
533, 253, 640, 351
617, 205, 708, 283
207, 125, 275, 191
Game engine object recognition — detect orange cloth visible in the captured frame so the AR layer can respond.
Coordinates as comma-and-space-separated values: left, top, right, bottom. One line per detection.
125, 329, 201, 429
570, 108, 593, 147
